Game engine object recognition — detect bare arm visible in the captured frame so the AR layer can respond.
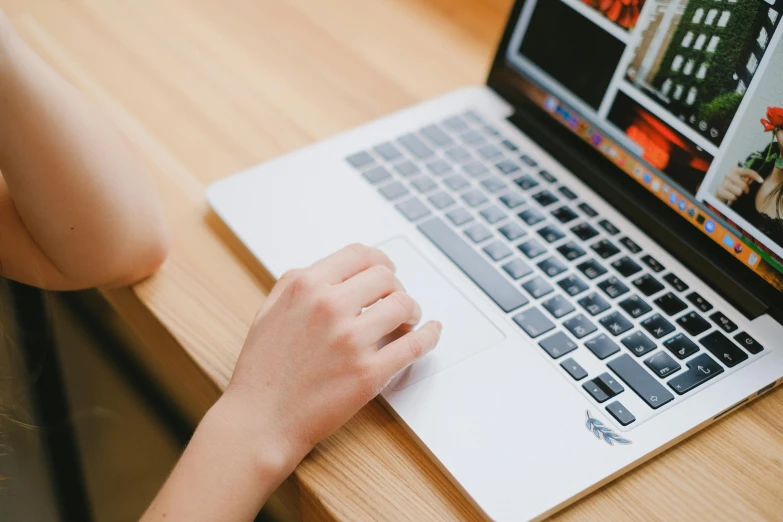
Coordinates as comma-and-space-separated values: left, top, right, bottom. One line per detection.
142, 245, 442, 521
0, 12, 168, 290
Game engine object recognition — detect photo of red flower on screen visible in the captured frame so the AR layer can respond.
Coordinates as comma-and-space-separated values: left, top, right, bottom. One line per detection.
608, 91, 712, 195
581, 0, 645, 30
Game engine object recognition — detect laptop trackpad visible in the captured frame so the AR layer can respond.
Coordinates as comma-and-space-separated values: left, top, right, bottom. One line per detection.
378, 237, 506, 391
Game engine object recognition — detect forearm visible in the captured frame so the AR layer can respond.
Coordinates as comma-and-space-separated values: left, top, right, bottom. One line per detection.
0, 16, 168, 288
142, 395, 301, 522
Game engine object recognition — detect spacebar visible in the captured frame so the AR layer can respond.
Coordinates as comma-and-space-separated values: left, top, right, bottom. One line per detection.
418, 218, 529, 313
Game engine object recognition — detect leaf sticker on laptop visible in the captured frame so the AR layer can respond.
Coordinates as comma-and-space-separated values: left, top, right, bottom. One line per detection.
585, 410, 632, 446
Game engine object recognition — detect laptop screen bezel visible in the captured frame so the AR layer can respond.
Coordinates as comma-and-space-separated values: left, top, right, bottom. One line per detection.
486, 0, 782, 320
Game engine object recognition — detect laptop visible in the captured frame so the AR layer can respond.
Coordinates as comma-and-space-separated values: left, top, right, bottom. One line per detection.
207, 1, 783, 519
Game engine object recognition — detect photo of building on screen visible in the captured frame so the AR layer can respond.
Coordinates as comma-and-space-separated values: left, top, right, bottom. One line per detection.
625, 0, 782, 146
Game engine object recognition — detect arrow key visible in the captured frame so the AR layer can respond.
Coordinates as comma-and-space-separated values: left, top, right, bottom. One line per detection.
667, 353, 724, 395
560, 358, 588, 381
606, 401, 636, 426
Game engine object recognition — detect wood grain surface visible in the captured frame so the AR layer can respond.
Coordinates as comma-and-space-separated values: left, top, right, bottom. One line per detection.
4, 0, 782, 519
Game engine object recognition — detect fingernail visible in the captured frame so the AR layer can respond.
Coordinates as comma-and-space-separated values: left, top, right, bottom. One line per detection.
434, 320, 443, 333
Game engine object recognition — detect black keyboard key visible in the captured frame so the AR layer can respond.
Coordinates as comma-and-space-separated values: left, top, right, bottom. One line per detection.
598, 219, 620, 235
561, 358, 588, 381
523, 276, 554, 299
514, 175, 540, 191
585, 334, 621, 360
445, 207, 473, 226
571, 222, 599, 241
499, 222, 526, 241
606, 401, 635, 426
686, 292, 713, 312
395, 198, 431, 221
583, 380, 610, 403
619, 236, 642, 254
481, 177, 507, 194
563, 313, 597, 339
480, 205, 507, 224
399, 133, 435, 159
374, 142, 404, 161
495, 159, 521, 175
538, 225, 565, 243
502, 258, 533, 280
556, 242, 586, 261
664, 334, 700, 359
578, 202, 598, 217
612, 256, 642, 277
513, 307, 555, 338
518, 208, 545, 226
578, 292, 611, 316
426, 159, 453, 176
734, 332, 764, 354
619, 295, 652, 318
596, 372, 625, 396
483, 241, 513, 261
363, 165, 392, 184
621, 331, 657, 357
463, 161, 489, 178
645, 351, 681, 378
428, 191, 455, 210
700, 331, 748, 367
663, 273, 689, 292
558, 186, 578, 201
499, 192, 525, 209
394, 160, 420, 177
380, 181, 409, 200
518, 238, 547, 259
464, 223, 492, 243
542, 295, 575, 318
444, 174, 470, 191
539, 170, 558, 183
641, 255, 665, 273
411, 175, 438, 193
462, 189, 489, 208
710, 311, 738, 333
597, 276, 630, 299
608, 354, 675, 409
501, 139, 518, 152
445, 146, 472, 163
599, 311, 633, 336
443, 115, 469, 132
539, 331, 578, 359
668, 353, 724, 395
558, 274, 589, 297
592, 239, 621, 259
577, 259, 608, 280
520, 154, 538, 167
654, 292, 688, 316
642, 313, 675, 339
421, 124, 454, 147
460, 129, 485, 146
633, 274, 665, 296
676, 311, 711, 336
532, 190, 559, 207
537, 257, 568, 278
483, 125, 500, 137
346, 151, 374, 168
551, 206, 579, 223
477, 144, 503, 159
418, 218, 529, 313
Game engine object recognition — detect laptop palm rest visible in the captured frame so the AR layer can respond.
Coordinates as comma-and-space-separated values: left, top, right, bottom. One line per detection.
378, 237, 506, 391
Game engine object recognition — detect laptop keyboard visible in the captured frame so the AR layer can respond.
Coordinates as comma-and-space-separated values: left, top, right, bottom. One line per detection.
345, 110, 765, 429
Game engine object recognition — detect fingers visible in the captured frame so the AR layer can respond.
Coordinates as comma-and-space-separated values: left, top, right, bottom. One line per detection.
716, 188, 738, 203
309, 244, 395, 284
372, 321, 442, 384
336, 264, 405, 311
745, 169, 765, 184
355, 290, 422, 345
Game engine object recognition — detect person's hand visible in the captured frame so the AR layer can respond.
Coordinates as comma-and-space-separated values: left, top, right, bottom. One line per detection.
716, 166, 764, 204
776, 129, 783, 156
217, 244, 442, 474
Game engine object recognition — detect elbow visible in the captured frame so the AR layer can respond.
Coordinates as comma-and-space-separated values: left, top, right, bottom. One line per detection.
107, 224, 171, 288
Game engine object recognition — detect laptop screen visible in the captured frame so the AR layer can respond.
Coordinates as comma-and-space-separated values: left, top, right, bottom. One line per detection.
503, 0, 783, 292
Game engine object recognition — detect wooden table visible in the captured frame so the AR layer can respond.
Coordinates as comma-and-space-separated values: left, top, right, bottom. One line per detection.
6, 0, 783, 519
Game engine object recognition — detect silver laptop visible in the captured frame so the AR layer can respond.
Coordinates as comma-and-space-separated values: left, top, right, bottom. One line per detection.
208, 1, 783, 519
